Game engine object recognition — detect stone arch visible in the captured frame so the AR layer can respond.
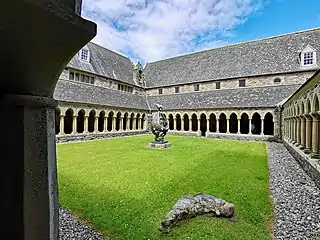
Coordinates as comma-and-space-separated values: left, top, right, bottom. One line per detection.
88, 110, 96, 133
175, 114, 182, 131
168, 114, 174, 130
77, 109, 85, 133
312, 94, 320, 113
219, 113, 227, 133
116, 112, 121, 131
135, 113, 140, 130
123, 112, 129, 131
64, 108, 74, 134
252, 112, 261, 135
191, 113, 198, 131
240, 112, 249, 134
141, 113, 146, 130
229, 113, 238, 134
130, 113, 134, 130
107, 111, 114, 131
55, 108, 61, 135
209, 113, 217, 132
306, 98, 312, 114
264, 112, 274, 135
98, 111, 105, 132
183, 113, 189, 131
200, 113, 207, 136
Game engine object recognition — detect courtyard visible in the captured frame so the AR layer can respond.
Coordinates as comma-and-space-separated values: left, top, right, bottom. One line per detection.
57, 135, 273, 239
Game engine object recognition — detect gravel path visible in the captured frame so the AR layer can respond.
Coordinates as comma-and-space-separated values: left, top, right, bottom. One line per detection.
267, 142, 320, 240
59, 208, 107, 240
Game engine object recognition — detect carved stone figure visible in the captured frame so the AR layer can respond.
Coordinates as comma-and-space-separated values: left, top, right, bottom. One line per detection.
150, 104, 169, 143
159, 193, 235, 233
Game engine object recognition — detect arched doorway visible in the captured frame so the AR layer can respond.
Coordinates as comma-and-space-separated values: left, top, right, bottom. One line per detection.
116, 112, 121, 131
98, 111, 105, 132
191, 114, 198, 131
183, 114, 189, 131
264, 113, 274, 135
77, 110, 85, 133
168, 114, 174, 130
240, 113, 249, 134
229, 113, 238, 134
88, 110, 95, 133
107, 112, 113, 131
55, 108, 61, 135
219, 113, 227, 133
200, 114, 207, 137
252, 112, 261, 135
176, 114, 181, 131
209, 113, 216, 132
64, 108, 73, 134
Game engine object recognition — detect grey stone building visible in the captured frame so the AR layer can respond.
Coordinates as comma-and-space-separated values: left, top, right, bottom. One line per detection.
54, 27, 320, 142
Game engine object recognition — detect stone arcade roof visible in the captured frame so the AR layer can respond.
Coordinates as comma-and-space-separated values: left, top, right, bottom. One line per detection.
144, 28, 320, 88
54, 80, 149, 110
147, 85, 300, 110
67, 42, 135, 85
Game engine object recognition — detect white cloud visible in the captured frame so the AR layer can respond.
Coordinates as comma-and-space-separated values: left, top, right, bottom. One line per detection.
82, 0, 264, 63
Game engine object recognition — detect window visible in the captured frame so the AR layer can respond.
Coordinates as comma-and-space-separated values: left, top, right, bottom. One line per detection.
75, 73, 79, 81
175, 86, 180, 93
85, 75, 89, 83
216, 82, 221, 89
239, 79, 246, 87
194, 83, 199, 91
274, 77, 281, 84
90, 77, 95, 84
303, 52, 314, 65
80, 48, 89, 62
158, 88, 163, 95
301, 45, 317, 67
69, 72, 74, 80
81, 75, 85, 82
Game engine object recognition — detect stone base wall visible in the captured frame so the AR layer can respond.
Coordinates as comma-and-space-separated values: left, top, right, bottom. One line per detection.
207, 133, 277, 142
167, 131, 199, 137
283, 139, 320, 189
56, 130, 148, 143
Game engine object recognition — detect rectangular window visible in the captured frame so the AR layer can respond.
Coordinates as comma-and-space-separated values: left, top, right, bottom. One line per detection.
75, 73, 79, 81
304, 52, 314, 65
81, 75, 85, 82
175, 86, 180, 93
239, 79, 246, 87
81, 49, 89, 61
216, 82, 221, 89
69, 72, 74, 80
85, 75, 89, 83
90, 77, 95, 84
158, 88, 163, 95
194, 83, 199, 91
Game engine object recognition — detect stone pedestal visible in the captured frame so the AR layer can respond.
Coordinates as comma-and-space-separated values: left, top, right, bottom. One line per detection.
148, 142, 172, 149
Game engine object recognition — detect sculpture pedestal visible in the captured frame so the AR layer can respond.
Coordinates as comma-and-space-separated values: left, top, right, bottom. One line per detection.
148, 142, 172, 149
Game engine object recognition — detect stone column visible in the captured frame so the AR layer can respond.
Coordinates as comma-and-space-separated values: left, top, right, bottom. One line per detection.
226, 118, 230, 133
300, 116, 306, 149
189, 119, 193, 132
249, 119, 252, 135
311, 113, 319, 157
119, 117, 123, 131
138, 117, 141, 130
112, 117, 116, 132
305, 115, 312, 154
104, 117, 108, 132
94, 116, 99, 133
84, 115, 89, 133
207, 119, 210, 133
132, 117, 136, 131
216, 119, 220, 133
296, 117, 301, 146
72, 116, 77, 134
182, 119, 185, 131
173, 118, 177, 131
293, 118, 297, 143
197, 118, 201, 133
59, 115, 65, 135
237, 118, 241, 134
126, 118, 129, 131
261, 119, 264, 135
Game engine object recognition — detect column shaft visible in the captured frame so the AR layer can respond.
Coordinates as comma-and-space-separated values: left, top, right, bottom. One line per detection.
300, 116, 306, 148
59, 115, 64, 135
84, 116, 89, 133
72, 116, 77, 134
312, 117, 319, 154
94, 116, 99, 133
237, 118, 241, 134
104, 117, 108, 132
296, 118, 301, 145
216, 119, 220, 133
189, 119, 192, 132
173, 118, 177, 131
261, 119, 264, 135
305, 117, 312, 152
226, 119, 230, 133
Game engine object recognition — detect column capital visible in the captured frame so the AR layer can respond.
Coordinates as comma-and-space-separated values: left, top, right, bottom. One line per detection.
303, 113, 312, 120
60, 114, 65, 118
310, 112, 320, 120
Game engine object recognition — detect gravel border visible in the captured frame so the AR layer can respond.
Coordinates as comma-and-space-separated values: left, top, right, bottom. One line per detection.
267, 142, 320, 240
59, 208, 107, 240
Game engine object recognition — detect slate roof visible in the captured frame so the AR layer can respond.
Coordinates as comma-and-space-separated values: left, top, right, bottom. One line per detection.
54, 80, 149, 110
67, 42, 135, 85
147, 85, 300, 110
144, 28, 320, 88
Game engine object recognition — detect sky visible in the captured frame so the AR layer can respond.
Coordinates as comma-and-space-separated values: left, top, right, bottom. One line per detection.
82, 0, 320, 65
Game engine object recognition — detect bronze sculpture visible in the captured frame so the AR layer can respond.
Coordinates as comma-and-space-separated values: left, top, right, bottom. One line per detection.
151, 104, 169, 143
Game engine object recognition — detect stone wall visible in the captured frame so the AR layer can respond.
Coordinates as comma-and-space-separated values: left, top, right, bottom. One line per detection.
146, 71, 315, 96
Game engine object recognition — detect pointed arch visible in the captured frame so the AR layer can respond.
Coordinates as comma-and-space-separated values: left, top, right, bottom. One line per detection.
88, 110, 96, 133
107, 111, 114, 131
264, 112, 274, 135
77, 109, 85, 133
168, 114, 174, 130
116, 112, 121, 131
219, 113, 227, 133
240, 112, 249, 134
191, 113, 198, 131
209, 113, 216, 132
176, 113, 181, 131
64, 108, 74, 134
252, 112, 261, 135
183, 113, 189, 131
98, 111, 105, 132
229, 113, 238, 134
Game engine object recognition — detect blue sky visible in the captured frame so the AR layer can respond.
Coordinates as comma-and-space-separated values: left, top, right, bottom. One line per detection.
82, 0, 320, 64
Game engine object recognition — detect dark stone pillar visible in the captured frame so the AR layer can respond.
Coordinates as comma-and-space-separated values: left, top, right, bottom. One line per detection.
0, 0, 96, 239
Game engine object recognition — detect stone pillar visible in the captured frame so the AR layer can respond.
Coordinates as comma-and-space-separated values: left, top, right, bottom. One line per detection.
197, 118, 201, 133
104, 117, 108, 132
112, 117, 116, 132
237, 118, 241, 134
119, 117, 123, 131
72, 116, 77, 134
311, 113, 319, 157
94, 116, 99, 133
126, 118, 129, 131
305, 115, 312, 153
296, 117, 301, 146
173, 118, 177, 131
216, 119, 220, 133
132, 117, 136, 131
226, 118, 230, 133
59, 115, 65, 135
207, 119, 210, 133
84, 115, 89, 133
293, 118, 297, 143
300, 116, 306, 149
138, 117, 141, 130
261, 119, 264, 135
182, 119, 185, 131
189, 119, 193, 132
249, 119, 252, 134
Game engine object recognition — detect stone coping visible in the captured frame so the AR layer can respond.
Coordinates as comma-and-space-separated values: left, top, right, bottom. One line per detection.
283, 139, 320, 189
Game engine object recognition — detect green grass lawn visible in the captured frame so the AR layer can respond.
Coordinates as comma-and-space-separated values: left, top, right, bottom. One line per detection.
57, 135, 273, 240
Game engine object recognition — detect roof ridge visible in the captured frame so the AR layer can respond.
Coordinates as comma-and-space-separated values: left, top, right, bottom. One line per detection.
146, 27, 320, 65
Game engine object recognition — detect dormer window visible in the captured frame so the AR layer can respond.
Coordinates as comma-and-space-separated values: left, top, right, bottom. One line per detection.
80, 46, 90, 62
301, 45, 316, 67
